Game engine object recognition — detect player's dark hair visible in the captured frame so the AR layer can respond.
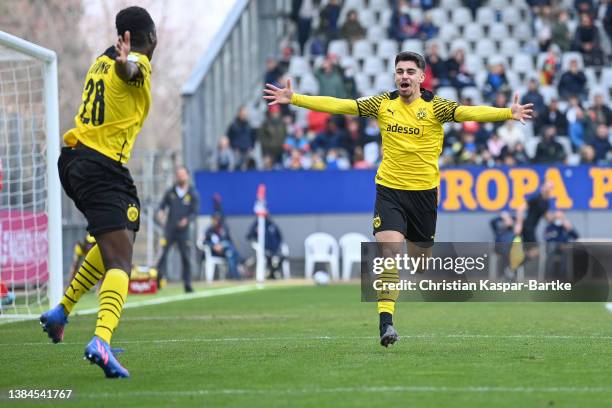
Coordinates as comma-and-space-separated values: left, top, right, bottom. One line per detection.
115, 6, 155, 46
395, 51, 426, 70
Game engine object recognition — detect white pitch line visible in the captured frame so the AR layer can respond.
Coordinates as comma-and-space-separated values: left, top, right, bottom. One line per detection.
63, 385, 612, 399
0, 284, 268, 326
3, 333, 612, 348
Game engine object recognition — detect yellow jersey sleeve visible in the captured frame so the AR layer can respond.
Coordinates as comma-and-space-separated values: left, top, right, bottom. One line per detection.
432, 95, 459, 123
454, 105, 513, 122
356, 92, 391, 118
290, 93, 359, 115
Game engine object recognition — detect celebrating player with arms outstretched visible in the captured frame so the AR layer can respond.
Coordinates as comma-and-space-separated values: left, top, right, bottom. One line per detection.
264, 51, 533, 347
40, 6, 156, 377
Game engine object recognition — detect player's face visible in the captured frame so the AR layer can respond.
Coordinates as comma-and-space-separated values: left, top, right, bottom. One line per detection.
394, 60, 424, 98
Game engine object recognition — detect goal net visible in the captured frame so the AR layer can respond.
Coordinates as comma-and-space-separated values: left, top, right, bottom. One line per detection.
0, 31, 62, 319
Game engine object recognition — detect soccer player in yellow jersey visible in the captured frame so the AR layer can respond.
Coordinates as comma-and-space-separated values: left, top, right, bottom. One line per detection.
39, 6, 157, 377
264, 51, 533, 347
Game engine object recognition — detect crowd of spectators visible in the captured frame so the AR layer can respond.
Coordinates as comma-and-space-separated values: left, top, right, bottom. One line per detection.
216, 0, 611, 171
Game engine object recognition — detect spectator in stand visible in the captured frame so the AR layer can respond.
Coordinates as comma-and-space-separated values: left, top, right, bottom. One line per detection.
217, 136, 236, 171
487, 132, 506, 160
573, 13, 605, 66
538, 98, 568, 136
558, 59, 588, 101
534, 5, 554, 51
292, 0, 315, 55
539, 44, 561, 85
418, 14, 439, 41
501, 142, 529, 166
574, 0, 595, 15
551, 9, 572, 51
325, 148, 351, 170
227, 106, 255, 168
352, 146, 372, 169
424, 42, 448, 89
285, 148, 305, 170
264, 57, 283, 87
497, 120, 527, 150
591, 93, 612, 126
343, 67, 359, 99
388, 0, 420, 42
307, 109, 331, 134
315, 55, 347, 98
604, 0, 612, 42
483, 62, 511, 103
580, 144, 596, 163
445, 47, 476, 91
462, 0, 483, 19
340, 9, 366, 45
310, 152, 326, 169
521, 78, 546, 127
591, 124, 612, 163
284, 125, 310, 154
533, 125, 567, 163
345, 117, 363, 159
454, 132, 479, 164
319, 0, 342, 42
311, 119, 345, 152
259, 105, 287, 165
568, 107, 596, 150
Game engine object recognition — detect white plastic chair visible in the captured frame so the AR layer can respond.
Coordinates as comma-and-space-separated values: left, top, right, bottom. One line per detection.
512, 53, 535, 75
476, 8, 496, 27
452, 7, 473, 26
377, 39, 399, 59
488, 23, 509, 41
352, 39, 373, 60
401, 39, 423, 55
304, 233, 339, 281
328, 39, 349, 58
362, 57, 384, 76
339, 233, 370, 281
196, 231, 227, 284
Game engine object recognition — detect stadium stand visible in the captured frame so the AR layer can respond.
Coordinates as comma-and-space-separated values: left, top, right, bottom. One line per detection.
213, 0, 610, 172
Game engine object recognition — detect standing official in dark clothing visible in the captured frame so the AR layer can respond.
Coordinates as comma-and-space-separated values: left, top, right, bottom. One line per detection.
515, 181, 553, 259
156, 166, 199, 292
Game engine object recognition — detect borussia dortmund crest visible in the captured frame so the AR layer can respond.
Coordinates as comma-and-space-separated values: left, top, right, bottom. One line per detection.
127, 204, 139, 222
373, 214, 382, 229
416, 108, 427, 120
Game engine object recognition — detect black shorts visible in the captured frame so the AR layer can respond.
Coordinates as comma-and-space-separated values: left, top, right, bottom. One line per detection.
58, 146, 140, 236
373, 184, 438, 244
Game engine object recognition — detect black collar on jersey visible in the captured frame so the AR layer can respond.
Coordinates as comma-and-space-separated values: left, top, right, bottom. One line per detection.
388, 88, 434, 101
102, 46, 117, 59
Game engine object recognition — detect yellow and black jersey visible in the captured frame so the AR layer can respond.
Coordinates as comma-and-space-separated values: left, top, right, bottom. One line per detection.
291, 89, 512, 190
63, 46, 152, 164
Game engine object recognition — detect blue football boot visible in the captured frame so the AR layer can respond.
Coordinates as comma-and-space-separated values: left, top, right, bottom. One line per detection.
83, 336, 130, 378
39, 304, 68, 343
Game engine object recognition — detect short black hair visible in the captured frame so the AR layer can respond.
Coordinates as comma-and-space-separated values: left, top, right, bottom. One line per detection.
394, 51, 426, 70
115, 6, 155, 46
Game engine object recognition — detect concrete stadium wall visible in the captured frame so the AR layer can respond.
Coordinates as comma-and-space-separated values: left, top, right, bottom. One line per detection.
209, 210, 612, 261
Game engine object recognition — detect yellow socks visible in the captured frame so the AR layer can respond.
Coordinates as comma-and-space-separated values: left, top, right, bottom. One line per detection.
377, 266, 399, 315
60, 244, 104, 314
95, 268, 129, 344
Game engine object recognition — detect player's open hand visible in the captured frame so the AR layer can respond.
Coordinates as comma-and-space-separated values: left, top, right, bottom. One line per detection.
115, 31, 131, 65
263, 79, 293, 105
510, 92, 533, 125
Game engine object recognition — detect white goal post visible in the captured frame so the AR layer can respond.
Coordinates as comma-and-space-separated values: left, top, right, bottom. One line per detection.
0, 31, 62, 317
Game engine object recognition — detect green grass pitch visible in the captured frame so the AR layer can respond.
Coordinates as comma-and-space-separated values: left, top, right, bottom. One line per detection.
2, 283, 612, 407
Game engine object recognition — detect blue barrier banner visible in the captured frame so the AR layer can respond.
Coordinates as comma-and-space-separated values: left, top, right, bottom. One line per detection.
194, 166, 612, 215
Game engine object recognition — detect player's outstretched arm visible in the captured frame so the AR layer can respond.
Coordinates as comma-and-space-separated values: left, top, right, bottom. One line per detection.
263, 79, 359, 116
114, 31, 141, 82
454, 92, 533, 124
